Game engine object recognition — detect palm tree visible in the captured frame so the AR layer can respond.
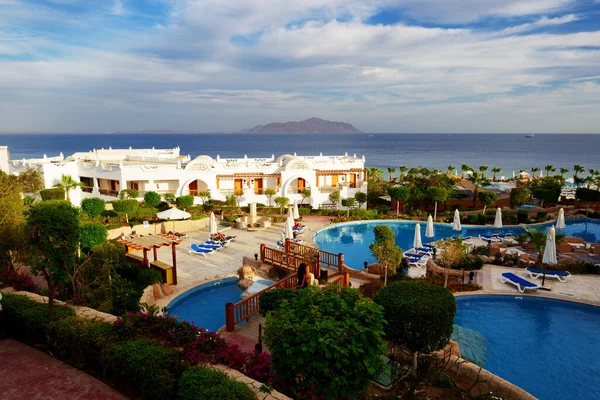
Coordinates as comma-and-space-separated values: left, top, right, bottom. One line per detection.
53, 174, 83, 203
573, 164, 585, 179
544, 164, 556, 177
531, 167, 540, 179
367, 167, 384, 180
559, 167, 569, 177
387, 167, 396, 182
398, 166, 409, 182
447, 165, 456, 175
460, 164, 471, 179
467, 171, 491, 209
586, 169, 597, 189
491, 166, 502, 181
478, 165, 489, 178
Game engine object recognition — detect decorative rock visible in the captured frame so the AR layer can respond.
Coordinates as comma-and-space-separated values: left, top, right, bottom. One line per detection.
161, 283, 174, 296
238, 265, 255, 281
152, 282, 165, 300
237, 278, 254, 290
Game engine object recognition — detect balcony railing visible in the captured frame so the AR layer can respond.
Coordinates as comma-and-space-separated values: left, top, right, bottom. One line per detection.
98, 189, 119, 197
81, 186, 94, 193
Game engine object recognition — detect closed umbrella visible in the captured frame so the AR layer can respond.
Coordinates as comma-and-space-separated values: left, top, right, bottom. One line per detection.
209, 212, 218, 238
156, 207, 191, 232
287, 205, 294, 220
413, 223, 423, 249
425, 215, 435, 239
453, 209, 462, 232
293, 201, 300, 220
493, 207, 503, 229
556, 208, 566, 230
541, 226, 557, 287
284, 215, 294, 240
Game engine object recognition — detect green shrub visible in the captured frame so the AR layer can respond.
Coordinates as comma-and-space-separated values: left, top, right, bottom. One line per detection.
135, 207, 156, 220
299, 207, 311, 216
477, 213, 487, 225
119, 189, 139, 199
40, 188, 65, 201
137, 268, 163, 287
101, 209, 118, 218
536, 211, 548, 221
374, 281, 456, 371
144, 191, 162, 208
576, 187, 600, 202
517, 210, 528, 223
0, 293, 74, 344
81, 198, 106, 218
259, 289, 297, 316
102, 339, 184, 400
510, 187, 530, 207
80, 222, 108, 253
263, 286, 386, 399
467, 214, 478, 224
47, 316, 116, 370
112, 199, 139, 213
176, 195, 194, 210
178, 366, 257, 400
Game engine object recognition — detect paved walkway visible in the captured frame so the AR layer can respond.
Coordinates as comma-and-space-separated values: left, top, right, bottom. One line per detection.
0, 339, 126, 400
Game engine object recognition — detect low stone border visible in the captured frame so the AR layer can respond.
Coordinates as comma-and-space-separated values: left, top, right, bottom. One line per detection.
0, 287, 291, 400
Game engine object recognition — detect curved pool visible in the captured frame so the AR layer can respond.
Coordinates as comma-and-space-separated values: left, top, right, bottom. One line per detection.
313, 218, 600, 269
166, 277, 273, 332
453, 296, 600, 400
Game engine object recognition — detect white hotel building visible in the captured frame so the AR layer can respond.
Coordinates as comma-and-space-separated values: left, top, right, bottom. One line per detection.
0, 146, 368, 208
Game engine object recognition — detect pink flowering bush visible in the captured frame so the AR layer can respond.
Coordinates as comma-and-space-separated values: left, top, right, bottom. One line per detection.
114, 311, 200, 348
0, 270, 40, 293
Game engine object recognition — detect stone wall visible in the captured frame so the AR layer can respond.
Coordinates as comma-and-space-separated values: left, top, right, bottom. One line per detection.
107, 217, 209, 239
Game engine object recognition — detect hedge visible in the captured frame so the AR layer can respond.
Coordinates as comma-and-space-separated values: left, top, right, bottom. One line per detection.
258, 288, 298, 316
40, 188, 65, 201
178, 366, 257, 400
576, 188, 600, 202
176, 195, 194, 210
112, 199, 139, 213
119, 189, 139, 199
81, 198, 106, 218
79, 222, 108, 253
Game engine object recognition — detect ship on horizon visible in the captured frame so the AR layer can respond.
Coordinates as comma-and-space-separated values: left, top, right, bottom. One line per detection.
525, 133, 535, 138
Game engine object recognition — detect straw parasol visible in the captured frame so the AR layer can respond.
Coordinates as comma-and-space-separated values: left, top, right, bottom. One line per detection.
425, 215, 435, 240
541, 226, 558, 287
493, 207, 503, 229
453, 209, 462, 232
556, 208, 566, 230
413, 223, 423, 249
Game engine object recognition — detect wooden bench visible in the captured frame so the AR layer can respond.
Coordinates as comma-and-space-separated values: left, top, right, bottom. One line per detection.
150, 260, 174, 285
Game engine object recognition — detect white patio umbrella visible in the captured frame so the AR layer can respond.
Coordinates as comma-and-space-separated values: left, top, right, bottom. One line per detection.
453, 209, 462, 232
556, 208, 566, 230
493, 207, 503, 229
413, 223, 423, 249
284, 215, 294, 240
425, 215, 435, 239
156, 207, 191, 232
209, 212, 218, 237
293, 201, 300, 220
287, 205, 294, 220
541, 226, 557, 287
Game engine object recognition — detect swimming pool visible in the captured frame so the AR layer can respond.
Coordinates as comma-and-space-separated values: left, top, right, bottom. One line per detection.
313, 219, 600, 269
166, 277, 273, 332
453, 296, 600, 400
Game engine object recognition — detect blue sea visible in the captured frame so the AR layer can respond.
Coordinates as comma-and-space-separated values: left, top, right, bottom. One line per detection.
1, 133, 600, 175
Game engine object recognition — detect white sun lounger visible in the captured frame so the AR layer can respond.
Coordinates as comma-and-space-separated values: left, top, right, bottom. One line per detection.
525, 267, 571, 283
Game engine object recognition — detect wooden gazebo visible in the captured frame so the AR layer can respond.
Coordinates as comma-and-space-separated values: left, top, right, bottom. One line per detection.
118, 234, 182, 285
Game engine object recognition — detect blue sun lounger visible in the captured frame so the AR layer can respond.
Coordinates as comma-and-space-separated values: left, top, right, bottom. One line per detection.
500, 272, 540, 293
480, 234, 502, 242
189, 243, 215, 256
525, 267, 571, 283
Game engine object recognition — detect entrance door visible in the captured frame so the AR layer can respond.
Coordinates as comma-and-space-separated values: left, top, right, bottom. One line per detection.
188, 180, 198, 196
349, 174, 356, 188
234, 179, 243, 190
331, 175, 338, 187
297, 178, 305, 193
254, 179, 263, 195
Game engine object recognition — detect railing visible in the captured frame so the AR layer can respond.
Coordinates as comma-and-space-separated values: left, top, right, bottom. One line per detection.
98, 189, 119, 197
187, 189, 210, 197
263, 241, 345, 276
329, 274, 349, 286
81, 186, 94, 193
261, 245, 310, 273
225, 273, 297, 331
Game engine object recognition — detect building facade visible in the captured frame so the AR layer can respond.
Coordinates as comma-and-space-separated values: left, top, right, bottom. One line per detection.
0, 146, 368, 208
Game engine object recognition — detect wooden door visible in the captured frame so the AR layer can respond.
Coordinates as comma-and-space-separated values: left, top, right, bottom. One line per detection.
331, 175, 338, 187
110, 180, 117, 191
189, 180, 198, 195
349, 174, 356, 187
234, 179, 243, 190
297, 178, 305, 193
254, 179, 263, 194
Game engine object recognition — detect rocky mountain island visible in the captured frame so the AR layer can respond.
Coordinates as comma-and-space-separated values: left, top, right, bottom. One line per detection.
241, 117, 362, 134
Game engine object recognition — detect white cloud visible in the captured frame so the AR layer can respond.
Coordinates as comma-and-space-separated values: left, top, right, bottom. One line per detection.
112, 0, 125, 16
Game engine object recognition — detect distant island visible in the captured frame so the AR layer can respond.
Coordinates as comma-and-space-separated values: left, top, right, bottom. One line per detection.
240, 117, 363, 134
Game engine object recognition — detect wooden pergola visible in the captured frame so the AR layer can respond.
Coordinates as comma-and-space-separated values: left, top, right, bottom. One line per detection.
118, 234, 182, 285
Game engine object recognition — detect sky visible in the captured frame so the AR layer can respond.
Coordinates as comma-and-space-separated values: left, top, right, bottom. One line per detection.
0, 0, 599, 133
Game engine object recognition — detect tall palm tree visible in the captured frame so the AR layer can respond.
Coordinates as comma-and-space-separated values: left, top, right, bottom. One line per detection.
559, 167, 569, 177
461, 164, 471, 179
447, 165, 456, 175
531, 167, 540, 179
398, 166, 409, 182
387, 167, 396, 182
587, 169, 598, 189
491, 166, 502, 181
544, 164, 556, 177
574, 164, 585, 180
467, 171, 491, 209
478, 165, 489, 177
53, 174, 83, 203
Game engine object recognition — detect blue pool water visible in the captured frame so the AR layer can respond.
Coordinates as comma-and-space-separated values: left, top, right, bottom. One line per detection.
517, 205, 537, 210
313, 219, 600, 269
453, 296, 600, 400
166, 277, 273, 332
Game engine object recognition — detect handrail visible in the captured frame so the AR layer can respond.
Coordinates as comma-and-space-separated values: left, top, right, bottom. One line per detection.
225, 273, 297, 331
